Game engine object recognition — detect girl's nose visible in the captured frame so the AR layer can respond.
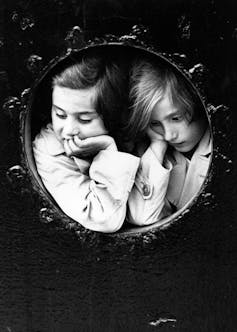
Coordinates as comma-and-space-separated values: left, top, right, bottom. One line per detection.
63, 119, 79, 138
164, 126, 177, 142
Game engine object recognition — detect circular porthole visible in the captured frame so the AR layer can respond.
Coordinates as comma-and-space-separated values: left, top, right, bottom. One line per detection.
20, 37, 213, 240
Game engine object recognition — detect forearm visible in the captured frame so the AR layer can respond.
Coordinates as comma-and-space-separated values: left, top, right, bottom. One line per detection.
128, 147, 172, 226
51, 181, 128, 233
149, 141, 167, 165
35, 147, 140, 232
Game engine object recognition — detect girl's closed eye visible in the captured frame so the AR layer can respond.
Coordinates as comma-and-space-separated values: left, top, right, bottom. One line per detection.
77, 112, 100, 124
171, 114, 183, 122
150, 120, 161, 127
77, 115, 93, 124
55, 110, 67, 119
78, 118, 92, 124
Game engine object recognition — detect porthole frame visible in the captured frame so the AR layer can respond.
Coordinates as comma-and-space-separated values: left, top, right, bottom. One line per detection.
18, 27, 217, 244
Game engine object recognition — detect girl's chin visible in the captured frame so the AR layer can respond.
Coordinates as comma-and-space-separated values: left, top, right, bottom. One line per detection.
174, 145, 190, 153
176, 144, 196, 153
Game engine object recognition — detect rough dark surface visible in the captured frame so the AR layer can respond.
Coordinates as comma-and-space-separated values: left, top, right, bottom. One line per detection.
0, 0, 237, 331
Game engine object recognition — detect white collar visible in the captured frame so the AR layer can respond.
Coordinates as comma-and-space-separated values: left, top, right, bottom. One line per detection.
42, 123, 65, 156
194, 128, 212, 157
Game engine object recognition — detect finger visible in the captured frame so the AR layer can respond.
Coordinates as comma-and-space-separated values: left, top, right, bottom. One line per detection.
146, 127, 153, 137
147, 127, 163, 141
68, 138, 80, 152
63, 139, 69, 155
82, 135, 104, 146
76, 136, 99, 150
147, 127, 157, 139
63, 139, 73, 156
73, 135, 84, 147
72, 137, 95, 156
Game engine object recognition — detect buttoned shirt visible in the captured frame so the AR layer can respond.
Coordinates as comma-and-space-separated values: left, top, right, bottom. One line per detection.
128, 129, 212, 226
33, 124, 212, 231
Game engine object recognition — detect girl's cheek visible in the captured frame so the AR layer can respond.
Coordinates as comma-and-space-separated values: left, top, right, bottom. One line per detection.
178, 122, 188, 131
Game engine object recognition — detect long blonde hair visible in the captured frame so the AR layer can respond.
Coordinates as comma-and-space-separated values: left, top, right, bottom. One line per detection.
128, 59, 201, 141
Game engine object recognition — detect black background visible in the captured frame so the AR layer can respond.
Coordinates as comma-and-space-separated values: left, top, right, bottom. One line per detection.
0, 1, 236, 331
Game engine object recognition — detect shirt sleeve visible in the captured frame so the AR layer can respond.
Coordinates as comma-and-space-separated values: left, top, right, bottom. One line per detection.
127, 146, 173, 226
33, 135, 140, 233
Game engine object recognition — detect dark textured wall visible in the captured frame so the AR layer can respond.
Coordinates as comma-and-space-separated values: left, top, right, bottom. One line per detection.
0, 1, 236, 331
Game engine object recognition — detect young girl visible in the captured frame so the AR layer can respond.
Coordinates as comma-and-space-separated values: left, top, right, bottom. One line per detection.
127, 59, 212, 226
33, 53, 140, 233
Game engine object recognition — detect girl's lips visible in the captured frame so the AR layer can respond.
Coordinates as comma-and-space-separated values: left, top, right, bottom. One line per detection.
171, 142, 184, 147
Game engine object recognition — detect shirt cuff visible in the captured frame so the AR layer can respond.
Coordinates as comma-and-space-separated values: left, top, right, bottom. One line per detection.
90, 150, 140, 195
135, 147, 172, 199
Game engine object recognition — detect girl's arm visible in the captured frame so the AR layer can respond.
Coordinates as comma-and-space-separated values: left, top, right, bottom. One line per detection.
33, 130, 140, 233
146, 127, 167, 164
127, 129, 173, 226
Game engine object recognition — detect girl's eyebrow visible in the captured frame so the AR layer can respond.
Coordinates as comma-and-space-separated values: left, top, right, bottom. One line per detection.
167, 109, 182, 118
52, 104, 66, 112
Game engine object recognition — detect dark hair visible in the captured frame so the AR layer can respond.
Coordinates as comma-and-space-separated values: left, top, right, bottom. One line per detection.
128, 59, 204, 140
52, 52, 130, 151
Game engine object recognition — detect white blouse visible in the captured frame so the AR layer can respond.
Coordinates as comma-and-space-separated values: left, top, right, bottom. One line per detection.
33, 124, 140, 233
128, 129, 212, 226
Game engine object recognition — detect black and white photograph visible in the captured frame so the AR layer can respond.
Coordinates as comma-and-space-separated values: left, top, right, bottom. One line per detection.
0, 1, 236, 331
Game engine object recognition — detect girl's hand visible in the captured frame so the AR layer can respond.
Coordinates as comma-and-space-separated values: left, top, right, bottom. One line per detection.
147, 127, 164, 142
64, 135, 117, 158
146, 127, 168, 163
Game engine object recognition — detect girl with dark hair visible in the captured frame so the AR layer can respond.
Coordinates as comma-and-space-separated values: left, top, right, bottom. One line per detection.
33, 53, 140, 233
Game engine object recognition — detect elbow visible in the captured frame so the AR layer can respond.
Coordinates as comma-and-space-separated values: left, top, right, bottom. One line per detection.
129, 215, 157, 227
98, 220, 123, 233
67, 205, 126, 234
93, 208, 126, 233
128, 206, 164, 227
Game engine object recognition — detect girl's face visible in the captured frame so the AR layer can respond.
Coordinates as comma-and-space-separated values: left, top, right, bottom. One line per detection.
51, 86, 108, 143
149, 92, 207, 153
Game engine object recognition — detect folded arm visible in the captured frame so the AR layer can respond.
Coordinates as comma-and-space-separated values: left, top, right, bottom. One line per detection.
33, 132, 140, 233
128, 145, 173, 226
